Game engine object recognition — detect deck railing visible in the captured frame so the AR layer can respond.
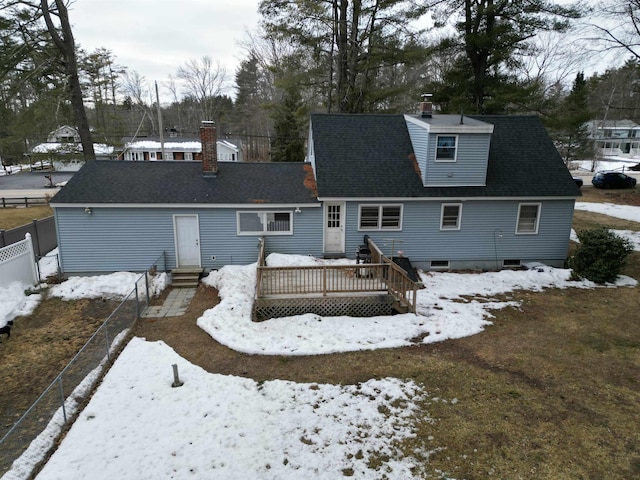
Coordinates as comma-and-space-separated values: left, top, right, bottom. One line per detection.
256, 263, 388, 297
366, 237, 418, 313
255, 236, 419, 313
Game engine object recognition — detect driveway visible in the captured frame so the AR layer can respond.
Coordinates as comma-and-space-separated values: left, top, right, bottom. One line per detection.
0, 171, 74, 190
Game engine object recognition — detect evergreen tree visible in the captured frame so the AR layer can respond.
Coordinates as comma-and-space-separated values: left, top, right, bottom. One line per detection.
549, 72, 593, 164
259, 0, 430, 113
430, 0, 584, 114
270, 86, 305, 162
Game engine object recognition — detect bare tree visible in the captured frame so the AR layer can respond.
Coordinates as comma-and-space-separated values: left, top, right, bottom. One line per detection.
516, 31, 592, 92
120, 70, 156, 134
590, 0, 640, 61
39, 0, 95, 160
176, 56, 228, 121
121, 70, 150, 106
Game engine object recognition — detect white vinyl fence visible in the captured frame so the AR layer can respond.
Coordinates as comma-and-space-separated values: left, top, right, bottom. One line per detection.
0, 233, 37, 287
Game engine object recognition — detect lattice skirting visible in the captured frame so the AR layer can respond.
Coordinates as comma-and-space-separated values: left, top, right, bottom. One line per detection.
253, 295, 395, 322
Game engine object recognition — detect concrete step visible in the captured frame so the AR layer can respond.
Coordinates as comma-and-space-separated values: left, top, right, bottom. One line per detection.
171, 267, 203, 288
172, 280, 199, 288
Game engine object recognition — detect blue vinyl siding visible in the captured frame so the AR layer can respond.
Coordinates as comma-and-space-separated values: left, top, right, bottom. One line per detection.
406, 122, 429, 181
342, 199, 574, 269
55, 199, 573, 274
425, 133, 490, 186
405, 123, 491, 187
55, 207, 323, 274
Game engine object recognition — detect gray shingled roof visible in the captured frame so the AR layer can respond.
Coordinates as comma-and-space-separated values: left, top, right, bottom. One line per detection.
310, 113, 581, 198
50, 161, 317, 205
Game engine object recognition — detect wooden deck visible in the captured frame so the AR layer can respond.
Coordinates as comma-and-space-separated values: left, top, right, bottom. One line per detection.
253, 237, 419, 320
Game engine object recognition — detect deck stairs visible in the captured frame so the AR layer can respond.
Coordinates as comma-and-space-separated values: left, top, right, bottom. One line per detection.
171, 267, 203, 288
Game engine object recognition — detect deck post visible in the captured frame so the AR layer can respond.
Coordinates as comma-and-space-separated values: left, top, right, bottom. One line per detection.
322, 265, 327, 296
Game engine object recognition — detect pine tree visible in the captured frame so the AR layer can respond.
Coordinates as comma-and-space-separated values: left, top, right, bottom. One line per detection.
270, 87, 305, 162
548, 72, 593, 165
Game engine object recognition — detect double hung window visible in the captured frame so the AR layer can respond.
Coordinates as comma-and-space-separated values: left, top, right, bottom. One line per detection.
436, 135, 457, 161
359, 205, 402, 230
238, 211, 292, 235
516, 203, 540, 234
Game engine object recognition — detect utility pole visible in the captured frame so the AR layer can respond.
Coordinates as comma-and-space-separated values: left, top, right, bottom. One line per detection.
155, 81, 165, 160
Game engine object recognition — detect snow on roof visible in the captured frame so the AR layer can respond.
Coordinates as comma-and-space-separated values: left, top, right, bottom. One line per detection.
218, 140, 239, 152
125, 140, 202, 152
125, 140, 239, 153
31, 143, 114, 155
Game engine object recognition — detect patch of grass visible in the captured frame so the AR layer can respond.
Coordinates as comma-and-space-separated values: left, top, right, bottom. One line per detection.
7, 189, 640, 479
572, 210, 640, 232
579, 186, 640, 206
0, 205, 53, 229
0, 294, 120, 440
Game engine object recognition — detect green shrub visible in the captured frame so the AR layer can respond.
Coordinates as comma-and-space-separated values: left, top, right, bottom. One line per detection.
569, 228, 634, 283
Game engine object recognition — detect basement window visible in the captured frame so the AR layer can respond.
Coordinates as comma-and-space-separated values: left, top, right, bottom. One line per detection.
503, 259, 521, 268
237, 211, 292, 235
430, 260, 449, 270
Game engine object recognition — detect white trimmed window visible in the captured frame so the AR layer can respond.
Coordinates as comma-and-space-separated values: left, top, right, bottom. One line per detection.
359, 205, 402, 230
516, 203, 541, 234
185, 152, 193, 160
237, 211, 292, 235
435, 135, 457, 161
440, 203, 462, 230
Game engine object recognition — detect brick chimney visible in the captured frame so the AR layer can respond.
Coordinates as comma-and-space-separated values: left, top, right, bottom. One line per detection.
200, 120, 217, 176
420, 93, 433, 118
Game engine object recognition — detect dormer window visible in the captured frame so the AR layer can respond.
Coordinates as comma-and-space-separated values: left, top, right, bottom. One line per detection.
436, 135, 457, 161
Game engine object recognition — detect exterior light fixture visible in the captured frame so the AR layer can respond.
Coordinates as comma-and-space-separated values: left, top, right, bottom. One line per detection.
84, 207, 92, 214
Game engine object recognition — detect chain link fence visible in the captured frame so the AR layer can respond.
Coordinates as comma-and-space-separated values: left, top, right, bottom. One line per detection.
0, 253, 166, 479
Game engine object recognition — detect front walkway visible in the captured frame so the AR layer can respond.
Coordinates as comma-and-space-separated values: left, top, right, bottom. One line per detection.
141, 288, 196, 318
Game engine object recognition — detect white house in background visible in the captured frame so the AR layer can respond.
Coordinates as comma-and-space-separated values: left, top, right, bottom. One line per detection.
217, 139, 241, 162
47, 125, 80, 143
586, 119, 640, 158
31, 126, 115, 171
120, 137, 243, 162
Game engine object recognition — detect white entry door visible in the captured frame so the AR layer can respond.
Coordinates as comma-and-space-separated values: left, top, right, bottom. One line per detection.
324, 203, 345, 254
174, 214, 201, 267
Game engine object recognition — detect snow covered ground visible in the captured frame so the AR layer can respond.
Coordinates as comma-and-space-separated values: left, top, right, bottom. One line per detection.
572, 157, 640, 174
573, 203, 640, 250
1, 196, 639, 479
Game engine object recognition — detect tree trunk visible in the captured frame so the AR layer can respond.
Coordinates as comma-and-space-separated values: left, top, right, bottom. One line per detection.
336, 0, 349, 112
40, 0, 95, 160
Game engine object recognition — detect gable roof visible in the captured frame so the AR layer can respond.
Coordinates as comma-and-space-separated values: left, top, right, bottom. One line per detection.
50, 161, 317, 206
310, 113, 581, 199
47, 125, 80, 143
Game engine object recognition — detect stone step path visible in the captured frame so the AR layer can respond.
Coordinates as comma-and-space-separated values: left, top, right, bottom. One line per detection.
142, 288, 196, 318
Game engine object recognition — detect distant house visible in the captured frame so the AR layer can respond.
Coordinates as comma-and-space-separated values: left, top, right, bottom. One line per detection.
586, 119, 640, 158
31, 125, 115, 171
50, 109, 579, 276
47, 125, 80, 143
120, 136, 243, 162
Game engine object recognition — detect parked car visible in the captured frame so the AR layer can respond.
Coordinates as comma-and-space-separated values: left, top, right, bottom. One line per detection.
591, 171, 637, 189
573, 177, 583, 188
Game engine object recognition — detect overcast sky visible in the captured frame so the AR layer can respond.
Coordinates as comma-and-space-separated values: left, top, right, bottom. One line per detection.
67, 0, 619, 101
70, 0, 261, 95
